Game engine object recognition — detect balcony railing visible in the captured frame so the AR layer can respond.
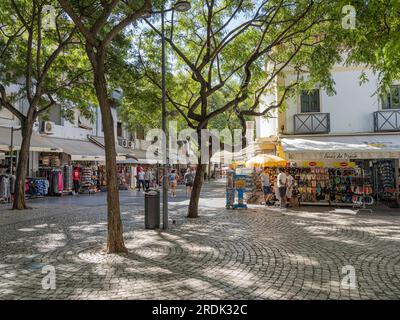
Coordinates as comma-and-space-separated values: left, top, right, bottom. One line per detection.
374, 110, 400, 132
293, 113, 330, 134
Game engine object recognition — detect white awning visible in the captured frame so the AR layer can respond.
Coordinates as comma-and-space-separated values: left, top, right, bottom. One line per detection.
281, 134, 400, 160
43, 136, 106, 161
0, 126, 63, 152
88, 135, 127, 155
88, 136, 160, 164
117, 149, 162, 165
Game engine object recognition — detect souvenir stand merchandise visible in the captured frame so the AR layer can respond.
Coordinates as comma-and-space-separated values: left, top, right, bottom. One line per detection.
294, 168, 330, 205
244, 167, 279, 205
376, 160, 395, 200
98, 165, 107, 191
25, 177, 49, 197
79, 166, 98, 194
329, 168, 372, 206
39, 153, 61, 167
291, 166, 375, 207
246, 169, 263, 204
38, 168, 63, 196
63, 165, 73, 192
226, 170, 235, 209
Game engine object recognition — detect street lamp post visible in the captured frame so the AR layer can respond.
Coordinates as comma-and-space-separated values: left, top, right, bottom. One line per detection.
10, 126, 21, 175
9, 126, 21, 204
159, 1, 191, 230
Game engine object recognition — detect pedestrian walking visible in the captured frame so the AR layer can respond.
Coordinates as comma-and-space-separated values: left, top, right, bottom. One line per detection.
72, 166, 81, 194
277, 167, 287, 209
138, 169, 145, 191
144, 169, 150, 190
260, 169, 273, 205
286, 170, 295, 207
169, 169, 178, 197
184, 168, 194, 197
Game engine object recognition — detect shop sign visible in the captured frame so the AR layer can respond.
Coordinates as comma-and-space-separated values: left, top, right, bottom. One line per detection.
322, 152, 358, 159
302, 161, 324, 167
332, 161, 356, 168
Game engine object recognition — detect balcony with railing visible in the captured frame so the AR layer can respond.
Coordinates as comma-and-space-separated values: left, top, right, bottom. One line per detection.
293, 113, 330, 134
374, 110, 400, 132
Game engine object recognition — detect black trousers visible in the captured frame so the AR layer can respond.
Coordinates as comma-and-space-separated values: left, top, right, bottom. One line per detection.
138, 180, 145, 190
73, 180, 80, 193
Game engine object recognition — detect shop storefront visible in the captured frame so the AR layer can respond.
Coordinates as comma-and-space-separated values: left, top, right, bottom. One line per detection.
280, 134, 400, 207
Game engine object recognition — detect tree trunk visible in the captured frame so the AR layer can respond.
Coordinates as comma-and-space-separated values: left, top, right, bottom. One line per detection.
187, 163, 207, 218
13, 119, 33, 210
92, 55, 127, 254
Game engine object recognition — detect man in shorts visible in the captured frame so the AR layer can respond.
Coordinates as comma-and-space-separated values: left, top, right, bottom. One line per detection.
184, 168, 194, 197
260, 170, 273, 205
277, 168, 287, 209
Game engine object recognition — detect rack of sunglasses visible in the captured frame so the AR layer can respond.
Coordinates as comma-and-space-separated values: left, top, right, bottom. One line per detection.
329, 168, 373, 206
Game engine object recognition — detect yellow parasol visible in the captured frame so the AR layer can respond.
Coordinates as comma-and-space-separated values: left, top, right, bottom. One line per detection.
245, 154, 287, 168
228, 160, 246, 169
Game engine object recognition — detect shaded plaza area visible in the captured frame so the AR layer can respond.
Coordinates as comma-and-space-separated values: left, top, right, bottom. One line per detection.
0, 181, 399, 299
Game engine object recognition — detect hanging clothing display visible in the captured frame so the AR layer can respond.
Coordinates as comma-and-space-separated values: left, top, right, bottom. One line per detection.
0, 175, 11, 201
26, 178, 49, 197
79, 166, 98, 193
81, 167, 93, 186
38, 168, 63, 196
63, 165, 73, 191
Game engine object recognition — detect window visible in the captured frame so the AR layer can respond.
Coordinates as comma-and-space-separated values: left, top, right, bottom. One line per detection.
117, 122, 123, 138
300, 89, 320, 113
382, 85, 400, 109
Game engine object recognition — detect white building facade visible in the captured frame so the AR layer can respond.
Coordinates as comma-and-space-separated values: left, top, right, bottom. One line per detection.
256, 62, 400, 204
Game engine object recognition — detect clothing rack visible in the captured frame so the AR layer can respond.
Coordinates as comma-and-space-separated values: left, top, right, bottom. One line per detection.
0, 174, 14, 203
38, 167, 63, 196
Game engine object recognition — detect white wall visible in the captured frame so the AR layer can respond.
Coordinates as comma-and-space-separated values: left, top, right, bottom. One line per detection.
50, 120, 94, 140
0, 84, 23, 128
94, 106, 119, 140
256, 87, 279, 138
284, 68, 380, 135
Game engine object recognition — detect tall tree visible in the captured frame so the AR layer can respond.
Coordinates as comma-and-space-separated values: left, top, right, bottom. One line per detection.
140, 0, 343, 218
341, 0, 400, 88
57, 0, 152, 253
0, 0, 94, 210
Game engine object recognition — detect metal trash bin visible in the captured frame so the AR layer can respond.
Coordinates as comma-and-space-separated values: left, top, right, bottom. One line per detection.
144, 189, 160, 229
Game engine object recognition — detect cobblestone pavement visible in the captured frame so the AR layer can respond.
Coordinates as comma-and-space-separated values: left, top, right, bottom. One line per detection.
0, 183, 400, 299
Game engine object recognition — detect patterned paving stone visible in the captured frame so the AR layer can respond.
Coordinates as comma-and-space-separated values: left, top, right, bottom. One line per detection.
0, 188, 400, 299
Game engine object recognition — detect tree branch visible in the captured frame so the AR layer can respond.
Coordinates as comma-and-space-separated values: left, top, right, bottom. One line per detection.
0, 84, 26, 122
57, 0, 97, 46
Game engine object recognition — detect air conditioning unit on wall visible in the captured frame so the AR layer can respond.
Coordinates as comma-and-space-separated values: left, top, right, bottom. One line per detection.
127, 140, 134, 149
42, 121, 55, 134
122, 139, 128, 148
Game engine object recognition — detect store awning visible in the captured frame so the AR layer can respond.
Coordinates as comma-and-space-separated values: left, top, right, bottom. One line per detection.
44, 136, 106, 161
88, 136, 160, 164
117, 149, 160, 164
281, 134, 400, 160
0, 126, 63, 152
